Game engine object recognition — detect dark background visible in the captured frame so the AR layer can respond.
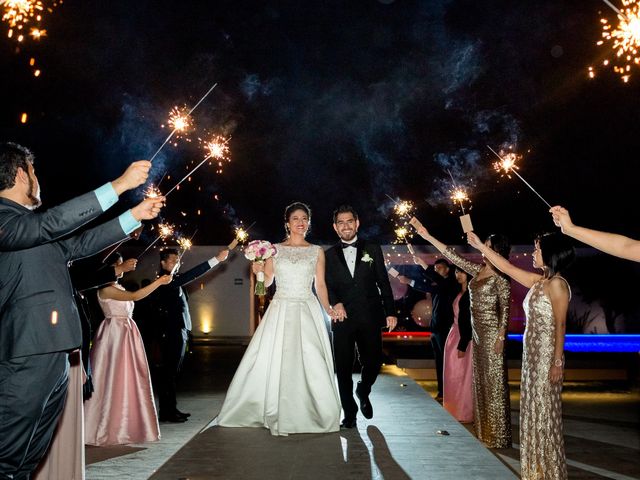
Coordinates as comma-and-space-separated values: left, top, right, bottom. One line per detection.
1, 0, 638, 246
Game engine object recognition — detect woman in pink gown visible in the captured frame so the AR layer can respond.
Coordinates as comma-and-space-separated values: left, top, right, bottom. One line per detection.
84, 254, 172, 446
443, 267, 474, 423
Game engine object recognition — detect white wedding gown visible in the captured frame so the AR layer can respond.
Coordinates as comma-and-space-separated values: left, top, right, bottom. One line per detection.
216, 245, 341, 436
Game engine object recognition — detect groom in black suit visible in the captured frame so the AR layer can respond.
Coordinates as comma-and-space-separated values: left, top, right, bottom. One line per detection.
324, 205, 397, 428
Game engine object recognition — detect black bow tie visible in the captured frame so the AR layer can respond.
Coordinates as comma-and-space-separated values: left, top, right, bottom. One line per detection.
341, 242, 357, 249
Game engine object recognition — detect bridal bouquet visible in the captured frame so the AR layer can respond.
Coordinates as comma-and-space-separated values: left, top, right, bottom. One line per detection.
244, 240, 277, 295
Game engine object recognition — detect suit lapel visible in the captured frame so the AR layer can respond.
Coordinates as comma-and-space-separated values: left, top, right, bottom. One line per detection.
334, 243, 351, 278
354, 239, 365, 277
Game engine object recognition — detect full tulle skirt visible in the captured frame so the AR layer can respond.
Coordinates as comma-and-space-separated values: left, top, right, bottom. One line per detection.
84, 316, 160, 446
216, 296, 341, 436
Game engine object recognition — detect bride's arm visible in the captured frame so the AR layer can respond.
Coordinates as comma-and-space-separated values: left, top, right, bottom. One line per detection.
314, 248, 333, 314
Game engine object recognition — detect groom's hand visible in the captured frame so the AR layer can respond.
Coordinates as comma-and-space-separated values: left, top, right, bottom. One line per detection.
331, 303, 347, 322
386, 316, 398, 331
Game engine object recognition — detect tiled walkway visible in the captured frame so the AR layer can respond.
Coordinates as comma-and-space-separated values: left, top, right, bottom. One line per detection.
86, 346, 515, 479
85, 345, 640, 480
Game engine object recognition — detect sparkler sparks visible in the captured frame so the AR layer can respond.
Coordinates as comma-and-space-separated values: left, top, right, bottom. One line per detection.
143, 184, 162, 199
137, 222, 175, 259
492, 150, 521, 176
386, 195, 415, 245
158, 222, 175, 238
590, 0, 640, 82
177, 236, 192, 251
165, 106, 193, 135
450, 188, 469, 204
148, 82, 218, 163
1, 0, 55, 44
487, 145, 551, 209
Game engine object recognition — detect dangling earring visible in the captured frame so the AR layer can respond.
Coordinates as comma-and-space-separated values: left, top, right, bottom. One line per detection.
285, 224, 290, 238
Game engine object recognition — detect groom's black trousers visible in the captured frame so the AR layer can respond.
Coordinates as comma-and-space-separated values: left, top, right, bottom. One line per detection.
332, 320, 382, 420
0, 352, 69, 479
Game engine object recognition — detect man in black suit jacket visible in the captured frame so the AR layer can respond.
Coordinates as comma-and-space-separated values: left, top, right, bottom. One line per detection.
324, 205, 397, 428
144, 247, 229, 422
397, 257, 458, 399
0, 143, 164, 479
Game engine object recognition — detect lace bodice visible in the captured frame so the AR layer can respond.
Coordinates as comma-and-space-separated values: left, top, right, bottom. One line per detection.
97, 283, 134, 318
272, 245, 320, 300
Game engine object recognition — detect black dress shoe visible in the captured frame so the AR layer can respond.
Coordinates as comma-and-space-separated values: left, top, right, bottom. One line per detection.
159, 413, 187, 423
175, 409, 191, 418
340, 418, 357, 429
356, 386, 373, 419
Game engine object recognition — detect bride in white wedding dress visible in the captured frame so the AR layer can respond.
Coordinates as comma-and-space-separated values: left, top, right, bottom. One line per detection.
215, 202, 341, 436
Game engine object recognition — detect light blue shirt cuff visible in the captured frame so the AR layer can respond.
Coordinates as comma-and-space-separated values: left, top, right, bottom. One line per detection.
94, 183, 119, 211
118, 210, 141, 235
409, 280, 415, 287
208, 258, 220, 268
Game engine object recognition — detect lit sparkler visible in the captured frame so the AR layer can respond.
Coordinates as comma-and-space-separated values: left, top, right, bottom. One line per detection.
386, 195, 415, 245
143, 184, 162, 199
166, 106, 193, 135
137, 222, 175, 259
165, 135, 231, 196
228, 221, 255, 250
487, 145, 551, 208
589, 0, 640, 83
148, 82, 218, 163
177, 236, 192, 251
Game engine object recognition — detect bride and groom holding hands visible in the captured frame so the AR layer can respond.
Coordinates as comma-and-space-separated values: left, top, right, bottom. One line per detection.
215, 203, 397, 435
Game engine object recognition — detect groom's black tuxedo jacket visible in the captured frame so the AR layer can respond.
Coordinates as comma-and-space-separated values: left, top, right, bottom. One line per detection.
0, 193, 127, 361
325, 239, 395, 327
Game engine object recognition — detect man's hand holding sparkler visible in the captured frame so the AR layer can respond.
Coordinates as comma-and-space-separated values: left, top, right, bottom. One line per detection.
131, 196, 166, 221
215, 249, 230, 263
111, 160, 152, 195
114, 258, 138, 276
412, 255, 428, 270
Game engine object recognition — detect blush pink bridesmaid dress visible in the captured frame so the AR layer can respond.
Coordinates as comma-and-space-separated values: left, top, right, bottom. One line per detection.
84, 284, 160, 446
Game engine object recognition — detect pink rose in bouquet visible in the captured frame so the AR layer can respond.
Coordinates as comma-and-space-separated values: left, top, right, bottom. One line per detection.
244, 240, 277, 295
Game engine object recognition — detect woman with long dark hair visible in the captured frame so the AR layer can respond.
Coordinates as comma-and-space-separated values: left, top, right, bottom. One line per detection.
467, 231, 575, 479
410, 217, 512, 448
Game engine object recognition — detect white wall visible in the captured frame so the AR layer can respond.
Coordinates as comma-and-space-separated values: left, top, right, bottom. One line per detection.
123, 246, 252, 338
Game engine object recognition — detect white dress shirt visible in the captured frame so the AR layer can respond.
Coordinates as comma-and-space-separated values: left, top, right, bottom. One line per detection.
342, 236, 358, 277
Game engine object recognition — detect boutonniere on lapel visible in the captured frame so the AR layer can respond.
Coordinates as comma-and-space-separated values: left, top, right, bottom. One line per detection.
361, 252, 374, 266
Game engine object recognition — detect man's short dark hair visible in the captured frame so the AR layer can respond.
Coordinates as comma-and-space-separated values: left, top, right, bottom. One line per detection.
332, 205, 359, 224
0, 142, 34, 191
434, 258, 450, 268
160, 248, 180, 261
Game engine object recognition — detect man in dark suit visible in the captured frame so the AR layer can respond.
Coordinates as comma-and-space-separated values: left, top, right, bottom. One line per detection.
397, 257, 458, 400
0, 142, 164, 479
324, 205, 397, 429
144, 247, 229, 422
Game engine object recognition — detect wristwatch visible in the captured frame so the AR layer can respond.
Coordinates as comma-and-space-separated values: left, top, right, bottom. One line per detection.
554, 358, 563, 367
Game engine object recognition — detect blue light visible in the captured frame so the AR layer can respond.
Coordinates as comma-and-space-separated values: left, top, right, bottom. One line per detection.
508, 334, 640, 353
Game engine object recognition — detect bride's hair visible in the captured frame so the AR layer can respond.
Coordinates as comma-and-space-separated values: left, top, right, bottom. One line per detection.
284, 201, 311, 237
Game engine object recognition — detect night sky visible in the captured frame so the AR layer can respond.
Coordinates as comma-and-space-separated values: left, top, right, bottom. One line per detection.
1, 0, 639, 246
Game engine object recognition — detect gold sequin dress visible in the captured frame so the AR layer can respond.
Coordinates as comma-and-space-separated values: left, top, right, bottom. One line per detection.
443, 248, 512, 448
520, 279, 568, 479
